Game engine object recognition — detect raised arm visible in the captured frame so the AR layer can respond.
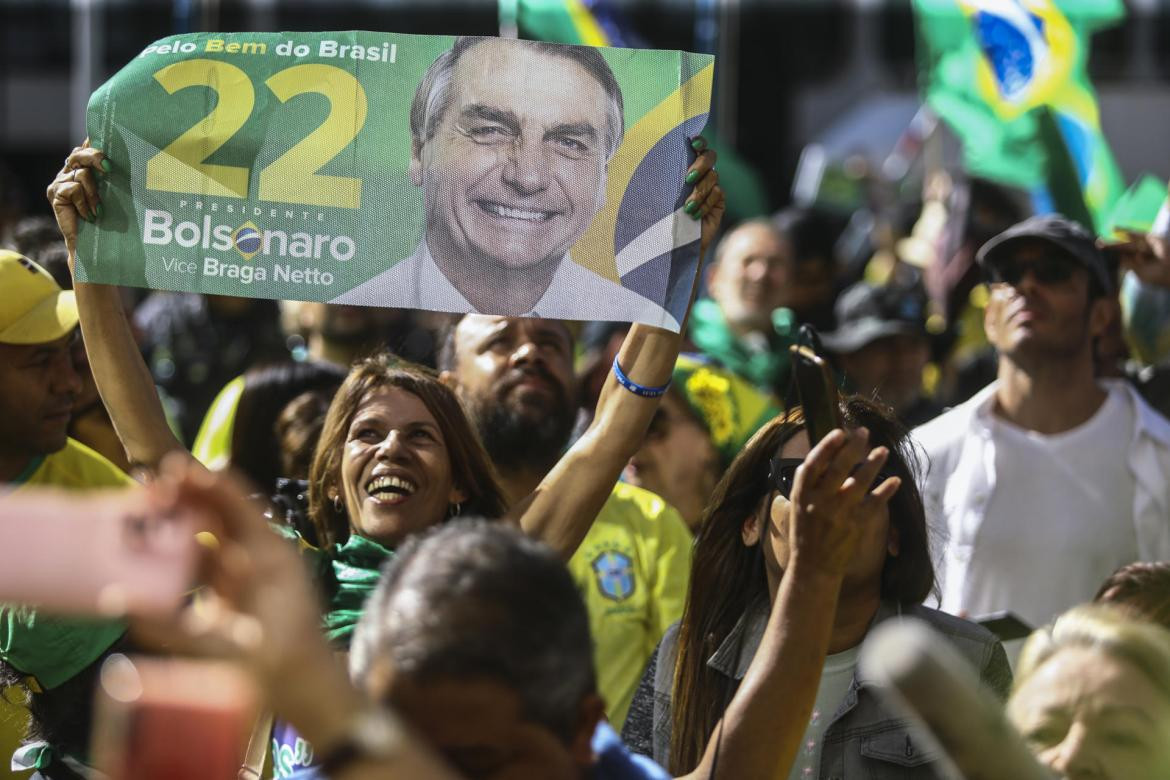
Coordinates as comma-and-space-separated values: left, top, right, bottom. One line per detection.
509, 141, 724, 558
48, 144, 187, 470
681, 429, 899, 780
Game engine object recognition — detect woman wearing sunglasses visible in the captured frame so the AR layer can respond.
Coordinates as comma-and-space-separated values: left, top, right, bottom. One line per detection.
623, 396, 1012, 779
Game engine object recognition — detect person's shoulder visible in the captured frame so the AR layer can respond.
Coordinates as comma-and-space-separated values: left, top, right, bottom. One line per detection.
606, 482, 671, 520
603, 484, 691, 540
34, 438, 134, 490
898, 603, 1001, 656
1109, 379, 1170, 446
592, 721, 673, 780
911, 385, 994, 452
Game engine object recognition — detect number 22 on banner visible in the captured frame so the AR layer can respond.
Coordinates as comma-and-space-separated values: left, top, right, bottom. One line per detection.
144, 59, 367, 209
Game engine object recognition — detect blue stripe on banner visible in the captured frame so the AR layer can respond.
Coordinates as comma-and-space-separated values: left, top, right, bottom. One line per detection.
614, 113, 709, 256
620, 243, 701, 326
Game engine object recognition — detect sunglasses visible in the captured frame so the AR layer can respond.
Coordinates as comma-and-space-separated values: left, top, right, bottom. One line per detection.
767, 457, 804, 499
767, 456, 890, 499
986, 255, 1076, 287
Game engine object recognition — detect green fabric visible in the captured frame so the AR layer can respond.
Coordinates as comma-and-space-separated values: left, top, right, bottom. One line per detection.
687, 298, 795, 394
322, 533, 393, 647
0, 605, 125, 690
913, 0, 1125, 231
1106, 175, 1169, 238
10, 455, 45, 485
671, 354, 782, 467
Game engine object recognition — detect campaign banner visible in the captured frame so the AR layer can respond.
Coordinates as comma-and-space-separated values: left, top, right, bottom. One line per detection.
76, 31, 714, 332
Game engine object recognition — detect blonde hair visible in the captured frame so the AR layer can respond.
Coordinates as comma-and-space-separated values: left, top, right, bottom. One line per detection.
1014, 604, 1170, 702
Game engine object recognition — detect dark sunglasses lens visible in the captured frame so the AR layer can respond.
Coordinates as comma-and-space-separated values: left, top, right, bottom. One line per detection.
990, 257, 1074, 286
775, 464, 797, 497
1033, 258, 1073, 284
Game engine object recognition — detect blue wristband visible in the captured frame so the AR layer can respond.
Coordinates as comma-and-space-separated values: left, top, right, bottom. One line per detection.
612, 355, 671, 398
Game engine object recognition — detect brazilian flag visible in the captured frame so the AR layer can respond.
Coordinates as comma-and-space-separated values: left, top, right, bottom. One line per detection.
913, 0, 1125, 232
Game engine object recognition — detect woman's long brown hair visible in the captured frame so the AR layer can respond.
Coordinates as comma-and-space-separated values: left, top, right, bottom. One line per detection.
668, 396, 936, 774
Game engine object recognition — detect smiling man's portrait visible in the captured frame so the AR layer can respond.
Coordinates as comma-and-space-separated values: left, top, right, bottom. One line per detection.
333, 36, 676, 326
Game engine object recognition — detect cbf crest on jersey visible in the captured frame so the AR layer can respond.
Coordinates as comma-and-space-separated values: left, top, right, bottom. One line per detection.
592, 550, 635, 602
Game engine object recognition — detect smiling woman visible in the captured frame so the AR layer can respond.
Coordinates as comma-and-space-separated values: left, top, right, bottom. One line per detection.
309, 353, 506, 550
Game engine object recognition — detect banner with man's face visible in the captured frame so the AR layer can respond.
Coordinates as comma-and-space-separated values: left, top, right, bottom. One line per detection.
77, 31, 714, 332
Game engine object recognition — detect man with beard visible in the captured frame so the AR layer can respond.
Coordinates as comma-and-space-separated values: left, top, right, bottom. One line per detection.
439, 314, 693, 729
915, 215, 1170, 635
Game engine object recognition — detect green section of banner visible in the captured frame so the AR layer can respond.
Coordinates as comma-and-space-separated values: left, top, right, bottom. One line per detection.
77, 31, 713, 331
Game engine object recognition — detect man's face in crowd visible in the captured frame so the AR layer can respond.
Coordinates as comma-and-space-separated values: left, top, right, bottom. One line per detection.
412, 40, 612, 272
709, 222, 835, 332
708, 223, 792, 332
838, 334, 930, 416
0, 333, 81, 467
384, 675, 594, 780
446, 315, 577, 471
984, 241, 1109, 362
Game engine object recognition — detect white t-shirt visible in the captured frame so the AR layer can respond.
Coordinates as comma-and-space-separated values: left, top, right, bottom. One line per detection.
786, 645, 860, 780
958, 385, 1137, 629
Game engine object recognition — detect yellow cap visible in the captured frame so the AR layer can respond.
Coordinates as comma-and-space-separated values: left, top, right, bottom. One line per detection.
0, 250, 79, 344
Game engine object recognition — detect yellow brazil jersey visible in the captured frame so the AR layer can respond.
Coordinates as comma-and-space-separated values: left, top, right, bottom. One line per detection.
567, 482, 692, 731
191, 375, 246, 471
10, 437, 134, 492
3, 439, 132, 778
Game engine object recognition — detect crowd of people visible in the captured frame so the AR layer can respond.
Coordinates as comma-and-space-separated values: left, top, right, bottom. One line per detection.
4, 46, 1170, 780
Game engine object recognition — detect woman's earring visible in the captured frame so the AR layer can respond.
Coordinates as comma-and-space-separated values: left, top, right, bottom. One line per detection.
333, 495, 343, 514
449, 502, 462, 519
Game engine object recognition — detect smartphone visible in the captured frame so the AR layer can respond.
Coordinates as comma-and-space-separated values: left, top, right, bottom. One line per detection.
0, 488, 199, 617
974, 610, 1034, 642
92, 655, 257, 780
790, 343, 843, 447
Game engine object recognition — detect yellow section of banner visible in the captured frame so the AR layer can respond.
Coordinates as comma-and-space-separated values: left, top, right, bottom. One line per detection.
571, 61, 714, 281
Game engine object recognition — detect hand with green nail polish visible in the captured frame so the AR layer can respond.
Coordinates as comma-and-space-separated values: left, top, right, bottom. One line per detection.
681, 135, 724, 253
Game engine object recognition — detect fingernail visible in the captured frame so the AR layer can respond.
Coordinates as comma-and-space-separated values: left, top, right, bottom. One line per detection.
685, 169, 699, 185
691, 137, 706, 151
100, 158, 111, 173
95, 204, 104, 218
690, 207, 702, 221
684, 200, 698, 215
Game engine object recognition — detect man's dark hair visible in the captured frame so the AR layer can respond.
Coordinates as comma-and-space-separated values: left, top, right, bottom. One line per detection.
349, 520, 596, 742
1095, 562, 1170, 632
409, 36, 625, 161
773, 206, 845, 269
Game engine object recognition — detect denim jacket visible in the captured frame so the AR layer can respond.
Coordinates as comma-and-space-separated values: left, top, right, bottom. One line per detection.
622, 600, 1012, 779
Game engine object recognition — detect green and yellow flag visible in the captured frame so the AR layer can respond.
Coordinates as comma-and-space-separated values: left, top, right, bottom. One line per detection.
914, 0, 1125, 232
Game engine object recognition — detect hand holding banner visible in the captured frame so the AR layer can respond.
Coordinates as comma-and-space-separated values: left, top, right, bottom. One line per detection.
77, 31, 714, 332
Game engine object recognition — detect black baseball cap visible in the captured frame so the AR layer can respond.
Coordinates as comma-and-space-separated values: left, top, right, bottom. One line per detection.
976, 214, 1114, 295
820, 280, 927, 354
